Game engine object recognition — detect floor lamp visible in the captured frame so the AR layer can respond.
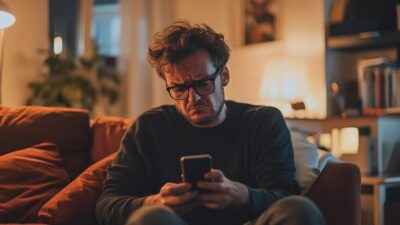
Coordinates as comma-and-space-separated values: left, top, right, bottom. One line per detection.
0, 0, 15, 104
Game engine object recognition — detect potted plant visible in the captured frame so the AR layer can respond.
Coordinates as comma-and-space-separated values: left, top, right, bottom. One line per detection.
26, 47, 120, 115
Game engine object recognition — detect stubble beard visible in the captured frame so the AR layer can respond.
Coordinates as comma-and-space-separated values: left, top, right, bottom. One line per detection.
179, 92, 226, 127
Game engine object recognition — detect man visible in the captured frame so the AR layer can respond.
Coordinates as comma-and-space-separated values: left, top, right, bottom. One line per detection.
96, 21, 325, 225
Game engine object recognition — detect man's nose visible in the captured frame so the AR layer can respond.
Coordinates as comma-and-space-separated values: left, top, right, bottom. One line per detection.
187, 87, 201, 102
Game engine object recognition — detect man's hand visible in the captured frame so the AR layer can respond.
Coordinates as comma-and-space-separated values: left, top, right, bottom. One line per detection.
143, 182, 198, 215
197, 169, 250, 210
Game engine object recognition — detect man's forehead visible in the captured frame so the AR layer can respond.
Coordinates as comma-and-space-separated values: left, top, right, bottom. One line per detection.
164, 62, 216, 83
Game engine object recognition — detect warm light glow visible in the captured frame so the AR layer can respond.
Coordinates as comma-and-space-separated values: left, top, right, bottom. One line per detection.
281, 103, 293, 117
0, 1, 15, 29
340, 127, 359, 154
260, 56, 308, 101
53, 36, 63, 55
259, 56, 311, 118
330, 127, 359, 157
306, 135, 317, 145
319, 133, 332, 149
304, 96, 318, 118
0, 11, 15, 29
331, 128, 340, 157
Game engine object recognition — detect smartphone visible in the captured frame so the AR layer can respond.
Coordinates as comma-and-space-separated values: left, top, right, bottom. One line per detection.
180, 154, 212, 192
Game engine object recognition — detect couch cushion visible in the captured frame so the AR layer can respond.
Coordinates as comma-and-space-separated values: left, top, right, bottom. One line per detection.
291, 131, 320, 195
317, 149, 340, 171
0, 105, 91, 178
0, 142, 70, 223
38, 153, 116, 225
90, 116, 132, 162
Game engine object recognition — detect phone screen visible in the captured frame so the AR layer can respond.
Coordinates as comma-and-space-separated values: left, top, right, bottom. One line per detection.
180, 154, 212, 191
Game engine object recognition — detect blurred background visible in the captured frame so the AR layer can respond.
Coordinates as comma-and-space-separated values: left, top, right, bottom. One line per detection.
0, 0, 327, 119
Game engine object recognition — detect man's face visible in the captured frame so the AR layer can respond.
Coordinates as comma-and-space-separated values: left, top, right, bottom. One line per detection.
164, 50, 229, 127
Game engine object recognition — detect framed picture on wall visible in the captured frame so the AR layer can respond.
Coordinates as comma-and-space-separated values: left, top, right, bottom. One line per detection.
244, 0, 277, 45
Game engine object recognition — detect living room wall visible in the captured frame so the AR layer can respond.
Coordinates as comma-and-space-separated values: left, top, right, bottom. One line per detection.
171, 0, 327, 118
1, 0, 49, 108
0, 0, 326, 119
104, 0, 327, 119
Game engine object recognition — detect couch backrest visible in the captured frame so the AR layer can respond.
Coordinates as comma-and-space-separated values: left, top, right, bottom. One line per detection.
90, 116, 133, 162
0, 105, 91, 179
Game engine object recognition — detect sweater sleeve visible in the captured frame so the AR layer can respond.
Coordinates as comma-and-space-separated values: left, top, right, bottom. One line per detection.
96, 123, 150, 225
246, 108, 300, 218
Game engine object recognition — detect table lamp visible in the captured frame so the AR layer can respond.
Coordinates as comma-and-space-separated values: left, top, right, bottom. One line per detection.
335, 126, 376, 175
0, 0, 16, 104
259, 56, 308, 117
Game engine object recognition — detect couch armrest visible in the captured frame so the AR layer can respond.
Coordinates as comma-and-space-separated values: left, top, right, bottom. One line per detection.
305, 162, 361, 225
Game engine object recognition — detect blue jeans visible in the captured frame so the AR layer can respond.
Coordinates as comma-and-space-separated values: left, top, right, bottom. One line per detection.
125, 196, 326, 225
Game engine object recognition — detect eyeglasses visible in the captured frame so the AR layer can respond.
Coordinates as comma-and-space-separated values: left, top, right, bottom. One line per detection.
165, 66, 223, 100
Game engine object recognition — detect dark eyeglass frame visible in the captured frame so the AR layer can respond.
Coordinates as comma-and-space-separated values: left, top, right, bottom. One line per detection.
165, 66, 224, 100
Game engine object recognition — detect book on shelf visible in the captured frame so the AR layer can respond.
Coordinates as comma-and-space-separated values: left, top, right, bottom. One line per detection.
357, 57, 400, 116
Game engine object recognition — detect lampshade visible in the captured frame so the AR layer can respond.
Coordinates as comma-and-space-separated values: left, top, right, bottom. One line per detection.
259, 56, 308, 101
340, 127, 359, 154
259, 56, 309, 117
0, 0, 15, 29
330, 127, 360, 157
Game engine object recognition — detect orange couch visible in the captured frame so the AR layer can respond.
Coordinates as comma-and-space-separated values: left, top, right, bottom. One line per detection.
0, 105, 361, 225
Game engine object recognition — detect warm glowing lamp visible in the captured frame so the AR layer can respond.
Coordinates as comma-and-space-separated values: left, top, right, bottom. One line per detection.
259, 56, 309, 118
0, 0, 16, 104
337, 126, 375, 174
331, 128, 340, 157
53, 36, 63, 55
320, 126, 375, 174
319, 133, 332, 149
329, 127, 359, 157
0, 1, 15, 29
339, 127, 359, 154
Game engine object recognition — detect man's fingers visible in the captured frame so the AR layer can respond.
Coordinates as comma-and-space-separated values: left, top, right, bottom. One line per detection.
204, 169, 223, 181
162, 191, 198, 206
196, 181, 229, 192
198, 193, 231, 210
160, 182, 191, 196
197, 193, 228, 203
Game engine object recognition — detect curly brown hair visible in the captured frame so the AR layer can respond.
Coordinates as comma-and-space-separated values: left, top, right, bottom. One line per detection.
148, 21, 230, 79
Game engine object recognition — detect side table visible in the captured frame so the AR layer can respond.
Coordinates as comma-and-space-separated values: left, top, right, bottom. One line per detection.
361, 174, 400, 225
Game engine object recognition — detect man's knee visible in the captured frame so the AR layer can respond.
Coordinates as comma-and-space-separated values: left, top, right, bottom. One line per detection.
125, 205, 185, 225
256, 196, 325, 225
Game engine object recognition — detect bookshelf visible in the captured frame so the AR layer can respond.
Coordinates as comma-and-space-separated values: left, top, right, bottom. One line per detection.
357, 57, 400, 116
323, 0, 400, 117
309, 1, 400, 224
286, 115, 400, 225
327, 31, 400, 51
325, 41, 399, 117
325, 3, 400, 117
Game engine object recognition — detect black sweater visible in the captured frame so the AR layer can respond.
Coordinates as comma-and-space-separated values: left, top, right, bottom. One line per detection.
96, 101, 299, 225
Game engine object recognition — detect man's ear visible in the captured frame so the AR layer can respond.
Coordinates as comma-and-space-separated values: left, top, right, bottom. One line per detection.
221, 67, 230, 87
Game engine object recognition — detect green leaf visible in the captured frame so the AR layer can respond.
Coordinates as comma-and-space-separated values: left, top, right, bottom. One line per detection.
27, 43, 120, 113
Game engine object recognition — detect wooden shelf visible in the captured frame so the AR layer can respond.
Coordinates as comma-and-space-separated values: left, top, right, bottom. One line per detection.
362, 173, 400, 185
385, 107, 400, 114
327, 31, 400, 51
362, 108, 400, 116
